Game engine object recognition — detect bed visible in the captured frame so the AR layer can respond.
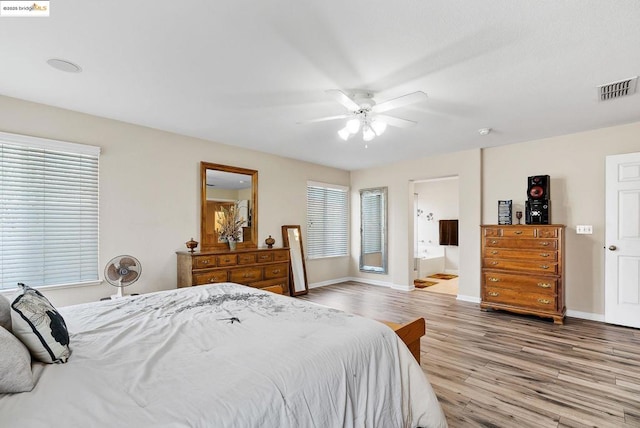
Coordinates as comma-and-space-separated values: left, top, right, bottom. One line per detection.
0, 282, 447, 427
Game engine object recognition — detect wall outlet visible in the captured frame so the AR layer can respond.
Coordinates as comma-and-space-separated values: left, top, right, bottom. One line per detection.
576, 225, 593, 234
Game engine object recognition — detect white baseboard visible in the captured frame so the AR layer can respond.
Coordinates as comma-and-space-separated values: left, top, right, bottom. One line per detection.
456, 295, 481, 304
308, 277, 351, 289
566, 309, 604, 322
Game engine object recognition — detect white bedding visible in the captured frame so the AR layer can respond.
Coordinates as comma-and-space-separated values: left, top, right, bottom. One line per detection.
0, 283, 447, 427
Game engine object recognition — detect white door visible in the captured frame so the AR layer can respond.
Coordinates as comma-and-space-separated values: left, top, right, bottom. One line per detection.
605, 152, 640, 328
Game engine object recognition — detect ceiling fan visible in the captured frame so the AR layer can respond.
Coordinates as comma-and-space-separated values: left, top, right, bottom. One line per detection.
303, 89, 428, 142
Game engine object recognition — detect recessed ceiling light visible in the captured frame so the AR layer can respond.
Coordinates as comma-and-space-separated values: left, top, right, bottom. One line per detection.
478, 128, 492, 136
46, 58, 82, 73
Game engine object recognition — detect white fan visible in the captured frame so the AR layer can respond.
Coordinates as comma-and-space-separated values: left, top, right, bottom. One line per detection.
104, 255, 142, 299
302, 89, 427, 141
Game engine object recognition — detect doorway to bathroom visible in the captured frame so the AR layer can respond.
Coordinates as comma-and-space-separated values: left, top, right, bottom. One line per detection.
411, 176, 460, 296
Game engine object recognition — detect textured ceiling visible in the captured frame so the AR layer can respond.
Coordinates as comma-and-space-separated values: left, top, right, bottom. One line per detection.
1, 1, 639, 170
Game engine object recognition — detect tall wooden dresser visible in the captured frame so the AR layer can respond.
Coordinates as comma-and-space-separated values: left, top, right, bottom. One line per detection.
177, 248, 290, 295
480, 224, 566, 324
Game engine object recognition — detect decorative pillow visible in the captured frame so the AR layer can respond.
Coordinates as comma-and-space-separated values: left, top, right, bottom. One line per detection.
11, 284, 71, 364
0, 326, 34, 393
0, 293, 11, 331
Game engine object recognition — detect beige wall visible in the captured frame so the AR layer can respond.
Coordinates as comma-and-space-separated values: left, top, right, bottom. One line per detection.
482, 121, 640, 316
0, 95, 350, 306
350, 149, 482, 298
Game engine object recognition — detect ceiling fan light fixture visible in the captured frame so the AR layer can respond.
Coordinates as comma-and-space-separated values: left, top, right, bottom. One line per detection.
362, 125, 375, 141
371, 120, 387, 136
346, 118, 361, 134
338, 127, 351, 141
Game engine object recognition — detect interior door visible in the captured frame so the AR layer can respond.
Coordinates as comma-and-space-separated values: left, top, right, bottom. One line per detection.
605, 152, 640, 328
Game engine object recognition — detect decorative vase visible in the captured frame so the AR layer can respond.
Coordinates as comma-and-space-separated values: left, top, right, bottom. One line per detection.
228, 237, 237, 251
185, 237, 198, 253
265, 235, 275, 248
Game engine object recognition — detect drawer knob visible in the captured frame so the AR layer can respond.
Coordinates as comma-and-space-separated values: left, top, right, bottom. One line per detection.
209, 278, 215, 283
491, 250, 498, 255
537, 298, 551, 305
202, 260, 209, 264
491, 240, 498, 244
539, 253, 550, 258
541, 242, 550, 247
514, 230, 523, 235
540, 265, 550, 269
537, 282, 551, 288
488, 277, 500, 282
273, 269, 280, 274
488, 291, 499, 297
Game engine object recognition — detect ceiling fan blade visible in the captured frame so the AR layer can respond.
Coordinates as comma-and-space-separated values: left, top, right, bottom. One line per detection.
326, 89, 361, 112
297, 114, 350, 124
375, 114, 417, 128
371, 91, 427, 114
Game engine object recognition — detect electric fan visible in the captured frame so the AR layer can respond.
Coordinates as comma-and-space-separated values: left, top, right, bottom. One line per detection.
104, 255, 142, 299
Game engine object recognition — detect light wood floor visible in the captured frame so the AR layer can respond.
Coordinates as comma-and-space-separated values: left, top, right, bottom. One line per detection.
300, 281, 640, 428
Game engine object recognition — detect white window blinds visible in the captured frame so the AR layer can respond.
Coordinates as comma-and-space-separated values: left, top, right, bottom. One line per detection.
0, 132, 100, 290
306, 181, 348, 259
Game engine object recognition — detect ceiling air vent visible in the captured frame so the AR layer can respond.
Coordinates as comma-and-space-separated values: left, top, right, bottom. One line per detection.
598, 76, 638, 101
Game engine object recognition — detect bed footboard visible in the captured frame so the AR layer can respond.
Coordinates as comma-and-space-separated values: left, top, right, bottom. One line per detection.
381, 318, 425, 364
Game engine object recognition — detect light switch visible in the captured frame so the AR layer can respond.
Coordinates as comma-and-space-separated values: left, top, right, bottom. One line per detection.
576, 225, 593, 234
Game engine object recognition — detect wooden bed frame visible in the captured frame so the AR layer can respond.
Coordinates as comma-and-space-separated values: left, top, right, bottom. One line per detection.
262, 285, 426, 364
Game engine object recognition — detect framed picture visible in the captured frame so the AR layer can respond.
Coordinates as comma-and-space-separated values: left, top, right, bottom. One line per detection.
498, 200, 512, 225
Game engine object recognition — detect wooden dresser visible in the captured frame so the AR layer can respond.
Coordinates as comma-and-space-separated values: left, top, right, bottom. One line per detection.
177, 248, 290, 295
480, 224, 566, 324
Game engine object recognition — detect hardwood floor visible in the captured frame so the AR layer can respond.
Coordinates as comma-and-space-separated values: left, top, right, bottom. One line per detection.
300, 281, 640, 428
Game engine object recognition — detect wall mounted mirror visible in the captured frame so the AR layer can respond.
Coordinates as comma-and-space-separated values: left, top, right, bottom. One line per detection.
282, 225, 309, 296
360, 187, 388, 273
201, 162, 258, 250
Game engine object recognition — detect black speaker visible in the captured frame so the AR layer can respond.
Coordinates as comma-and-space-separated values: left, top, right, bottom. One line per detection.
525, 200, 550, 224
527, 175, 550, 200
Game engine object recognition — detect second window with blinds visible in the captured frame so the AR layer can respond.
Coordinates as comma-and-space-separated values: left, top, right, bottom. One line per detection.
306, 181, 349, 259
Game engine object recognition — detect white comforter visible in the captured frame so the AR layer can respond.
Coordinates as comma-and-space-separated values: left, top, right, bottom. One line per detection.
0, 283, 447, 427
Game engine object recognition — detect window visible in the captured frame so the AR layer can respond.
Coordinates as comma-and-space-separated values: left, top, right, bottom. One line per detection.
306, 181, 348, 259
0, 132, 100, 290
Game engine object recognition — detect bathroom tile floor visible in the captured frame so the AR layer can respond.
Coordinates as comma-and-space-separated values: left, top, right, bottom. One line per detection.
416, 276, 458, 295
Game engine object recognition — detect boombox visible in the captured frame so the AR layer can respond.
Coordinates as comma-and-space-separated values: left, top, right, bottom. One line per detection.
525, 199, 550, 224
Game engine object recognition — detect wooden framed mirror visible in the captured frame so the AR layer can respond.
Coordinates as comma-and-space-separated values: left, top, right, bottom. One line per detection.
281, 225, 309, 296
201, 162, 258, 250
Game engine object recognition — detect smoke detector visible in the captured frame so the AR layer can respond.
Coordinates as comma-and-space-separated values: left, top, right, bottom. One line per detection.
597, 77, 637, 101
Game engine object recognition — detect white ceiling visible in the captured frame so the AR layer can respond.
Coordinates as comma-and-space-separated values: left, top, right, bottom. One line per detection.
1, 1, 639, 171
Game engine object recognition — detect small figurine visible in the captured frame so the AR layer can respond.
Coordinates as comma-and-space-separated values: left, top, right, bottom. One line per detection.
185, 237, 198, 253
265, 235, 275, 249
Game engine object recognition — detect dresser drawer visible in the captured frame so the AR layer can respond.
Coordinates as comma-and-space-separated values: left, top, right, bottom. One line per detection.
229, 267, 262, 283
264, 263, 288, 279
193, 256, 216, 269
483, 258, 558, 274
485, 237, 557, 250
502, 228, 536, 238
483, 272, 557, 294
483, 227, 503, 237
238, 253, 256, 265
484, 248, 557, 261
193, 270, 228, 285
536, 228, 559, 238
256, 252, 274, 263
484, 286, 557, 311
273, 250, 289, 262
217, 255, 237, 267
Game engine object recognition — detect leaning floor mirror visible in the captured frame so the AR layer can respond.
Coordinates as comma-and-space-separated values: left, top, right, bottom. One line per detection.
360, 187, 388, 273
282, 225, 309, 296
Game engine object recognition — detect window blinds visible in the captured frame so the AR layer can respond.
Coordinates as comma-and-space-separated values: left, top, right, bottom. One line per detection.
0, 132, 100, 290
306, 181, 348, 259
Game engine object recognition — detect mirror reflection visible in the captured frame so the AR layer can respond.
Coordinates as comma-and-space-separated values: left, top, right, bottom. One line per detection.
360, 187, 388, 273
201, 162, 258, 250
282, 225, 309, 296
